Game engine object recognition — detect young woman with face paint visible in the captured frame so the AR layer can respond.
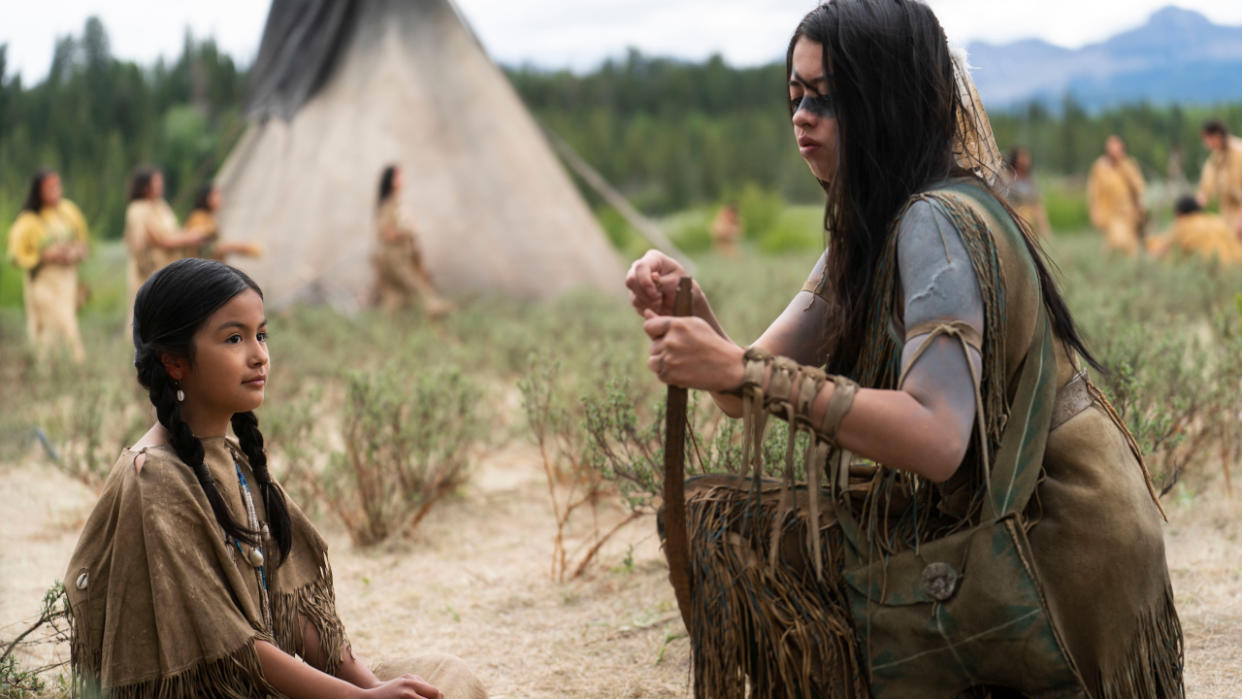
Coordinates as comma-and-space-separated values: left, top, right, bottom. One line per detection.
624, 1, 1181, 696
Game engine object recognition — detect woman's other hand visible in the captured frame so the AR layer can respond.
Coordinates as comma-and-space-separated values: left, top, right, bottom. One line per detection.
363, 674, 443, 699
643, 309, 744, 392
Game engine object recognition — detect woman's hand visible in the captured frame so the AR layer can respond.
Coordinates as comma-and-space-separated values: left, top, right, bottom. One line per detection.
42, 242, 76, 265
362, 674, 442, 699
626, 249, 694, 317
643, 309, 745, 393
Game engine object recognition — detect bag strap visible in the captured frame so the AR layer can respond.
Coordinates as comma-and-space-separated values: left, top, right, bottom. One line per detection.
980, 309, 1056, 520
934, 186, 1061, 521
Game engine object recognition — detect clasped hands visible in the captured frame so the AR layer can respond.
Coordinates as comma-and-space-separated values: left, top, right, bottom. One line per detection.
624, 250, 745, 393
43, 241, 87, 265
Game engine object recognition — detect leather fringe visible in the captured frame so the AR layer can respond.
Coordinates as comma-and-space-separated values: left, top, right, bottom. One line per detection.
68, 556, 347, 695
71, 636, 279, 699
683, 481, 867, 698
271, 553, 348, 677
1097, 582, 1184, 699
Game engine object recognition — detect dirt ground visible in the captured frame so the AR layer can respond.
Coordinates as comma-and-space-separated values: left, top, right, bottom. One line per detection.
2, 440, 1239, 697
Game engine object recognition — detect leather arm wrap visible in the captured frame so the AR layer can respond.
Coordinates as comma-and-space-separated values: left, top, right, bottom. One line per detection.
738, 348, 857, 445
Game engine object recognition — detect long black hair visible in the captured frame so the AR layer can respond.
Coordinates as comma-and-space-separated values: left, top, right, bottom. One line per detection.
192, 183, 218, 213
128, 166, 161, 202
132, 257, 293, 566
789, 0, 1098, 373
377, 164, 399, 207
22, 170, 56, 212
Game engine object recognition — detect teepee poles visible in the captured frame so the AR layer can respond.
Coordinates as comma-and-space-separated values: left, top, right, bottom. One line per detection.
544, 129, 696, 274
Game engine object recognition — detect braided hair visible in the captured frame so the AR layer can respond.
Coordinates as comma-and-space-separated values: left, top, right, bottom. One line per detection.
132, 257, 292, 566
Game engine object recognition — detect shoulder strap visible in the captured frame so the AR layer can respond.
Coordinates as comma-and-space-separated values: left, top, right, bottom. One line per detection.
980, 308, 1056, 519
830, 183, 1058, 551
831, 306, 1055, 558
909, 183, 1059, 520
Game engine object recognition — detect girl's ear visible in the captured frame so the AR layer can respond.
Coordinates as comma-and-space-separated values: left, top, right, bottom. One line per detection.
159, 352, 189, 381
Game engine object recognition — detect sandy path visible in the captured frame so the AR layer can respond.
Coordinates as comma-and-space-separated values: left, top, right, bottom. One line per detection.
2, 442, 1238, 697
1162, 476, 1242, 697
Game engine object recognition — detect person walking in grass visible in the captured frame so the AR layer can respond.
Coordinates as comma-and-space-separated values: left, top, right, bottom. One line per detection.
626, 1, 1181, 696
6, 170, 90, 363
64, 257, 487, 698
373, 164, 453, 318
122, 166, 211, 328
1087, 135, 1147, 255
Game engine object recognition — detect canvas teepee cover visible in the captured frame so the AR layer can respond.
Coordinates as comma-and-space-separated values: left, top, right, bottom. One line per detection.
215, 0, 623, 309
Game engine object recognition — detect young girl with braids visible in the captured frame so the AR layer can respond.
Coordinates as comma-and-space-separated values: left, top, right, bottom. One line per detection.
63, 258, 486, 698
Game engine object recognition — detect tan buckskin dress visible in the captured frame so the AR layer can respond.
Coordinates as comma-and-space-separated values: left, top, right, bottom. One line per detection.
703, 179, 1183, 698
1150, 211, 1242, 265
1087, 155, 1146, 255
64, 437, 487, 698
1197, 135, 1242, 231
373, 197, 452, 316
951, 182, 1181, 697
6, 199, 89, 362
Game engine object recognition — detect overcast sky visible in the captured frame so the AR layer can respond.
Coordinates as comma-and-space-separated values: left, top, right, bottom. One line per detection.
3, 1, 1242, 82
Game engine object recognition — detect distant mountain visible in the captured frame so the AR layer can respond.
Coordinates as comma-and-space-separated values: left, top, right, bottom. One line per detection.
967, 6, 1242, 110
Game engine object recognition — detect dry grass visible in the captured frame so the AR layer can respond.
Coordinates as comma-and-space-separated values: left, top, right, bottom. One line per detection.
2, 435, 1239, 697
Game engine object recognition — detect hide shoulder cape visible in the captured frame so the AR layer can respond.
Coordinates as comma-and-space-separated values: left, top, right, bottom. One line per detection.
678, 179, 1182, 698
64, 437, 346, 698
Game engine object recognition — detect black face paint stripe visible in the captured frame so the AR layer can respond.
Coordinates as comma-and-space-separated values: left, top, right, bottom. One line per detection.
790, 70, 827, 92
792, 93, 836, 118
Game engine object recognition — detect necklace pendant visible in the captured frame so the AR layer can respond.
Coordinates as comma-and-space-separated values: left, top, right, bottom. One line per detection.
248, 547, 265, 567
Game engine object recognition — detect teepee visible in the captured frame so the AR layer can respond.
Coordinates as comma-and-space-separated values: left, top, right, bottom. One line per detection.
215, 0, 623, 310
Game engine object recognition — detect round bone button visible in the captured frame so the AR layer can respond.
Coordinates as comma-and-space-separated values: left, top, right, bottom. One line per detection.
921, 562, 959, 601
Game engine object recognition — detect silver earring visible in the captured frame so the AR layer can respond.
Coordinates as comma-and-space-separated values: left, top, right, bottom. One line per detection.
176, 382, 185, 403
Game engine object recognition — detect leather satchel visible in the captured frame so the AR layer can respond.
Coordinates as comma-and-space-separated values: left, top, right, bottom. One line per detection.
831, 311, 1088, 698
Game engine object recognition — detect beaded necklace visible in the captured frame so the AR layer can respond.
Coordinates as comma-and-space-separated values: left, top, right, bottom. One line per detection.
231, 460, 272, 631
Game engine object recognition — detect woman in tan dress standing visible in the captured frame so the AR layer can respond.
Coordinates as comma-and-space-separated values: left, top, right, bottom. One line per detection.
6, 170, 89, 363
183, 183, 263, 261
123, 167, 209, 328
373, 165, 452, 318
1087, 136, 1147, 255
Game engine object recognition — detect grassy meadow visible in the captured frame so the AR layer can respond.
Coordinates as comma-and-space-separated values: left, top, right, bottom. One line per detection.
2, 205, 1241, 695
